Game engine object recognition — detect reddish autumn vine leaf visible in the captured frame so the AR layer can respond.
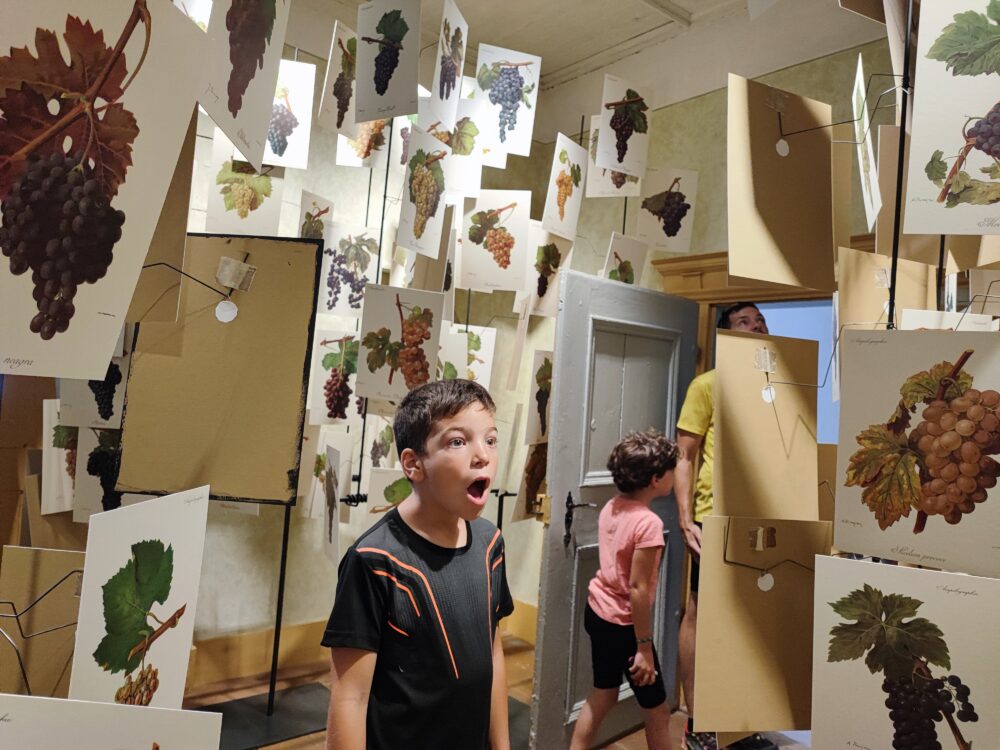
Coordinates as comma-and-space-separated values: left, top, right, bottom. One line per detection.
0, 15, 139, 199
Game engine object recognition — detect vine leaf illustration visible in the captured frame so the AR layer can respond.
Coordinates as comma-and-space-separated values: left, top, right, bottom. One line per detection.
450, 117, 479, 156
341, 36, 357, 78
362, 327, 402, 372
467, 209, 500, 245
376, 9, 409, 45
900, 360, 974, 408
926, 2, 1000, 78
216, 160, 272, 217
322, 339, 360, 375
828, 584, 950, 680
383, 476, 413, 504
52, 424, 79, 450
0, 15, 140, 198
926, 150, 949, 184
844, 424, 920, 530
94, 540, 174, 675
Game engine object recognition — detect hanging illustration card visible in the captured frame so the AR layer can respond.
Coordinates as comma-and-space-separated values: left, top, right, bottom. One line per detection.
298, 190, 334, 246
0, 1, 206, 379
436, 327, 468, 382
903, 0, 1000, 236
460, 189, 532, 291
205, 128, 284, 236
836, 245, 935, 329
356, 285, 445, 402
541, 134, 588, 241
515, 223, 573, 319
727, 74, 835, 291
715, 330, 819, 519
457, 324, 497, 390
317, 21, 359, 136
425, 0, 468, 132
0, 546, 84, 698
58, 355, 131, 430
354, 0, 420, 122
365, 467, 411, 520
813, 555, 1000, 750
200, 0, 290, 171
323, 443, 344, 562
461, 76, 507, 169
0, 693, 221, 749
336, 118, 392, 169
318, 223, 379, 318
595, 75, 650, 179
363, 412, 397, 471
262, 59, 315, 170
69, 486, 209, 708
397, 127, 452, 258
853, 55, 882, 230
836, 330, 1000, 577
418, 96, 485, 203
585, 115, 641, 198
71, 428, 123, 523
41, 400, 76, 515
602, 233, 648, 285
472, 45, 541, 157
310, 330, 363, 427
635, 167, 698, 253
524, 350, 553, 445
694, 516, 832, 733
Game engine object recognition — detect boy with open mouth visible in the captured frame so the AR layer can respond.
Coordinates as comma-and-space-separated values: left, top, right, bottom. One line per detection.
323, 379, 513, 750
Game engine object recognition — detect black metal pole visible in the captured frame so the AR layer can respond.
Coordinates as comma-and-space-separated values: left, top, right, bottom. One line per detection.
936, 235, 946, 311
885, 0, 915, 329
266, 501, 294, 715
622, 197, 628, 235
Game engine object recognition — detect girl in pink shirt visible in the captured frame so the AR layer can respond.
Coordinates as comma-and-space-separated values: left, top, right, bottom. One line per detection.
570, 429, 678, 750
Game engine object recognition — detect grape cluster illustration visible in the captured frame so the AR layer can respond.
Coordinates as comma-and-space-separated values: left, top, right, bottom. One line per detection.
226, 0, 278, 116
438, 21, 463, 100
267, 90, 299, 156
407, 150, 446, 239
324, 369, 351, 419
88, 361, 123, 421
534, 357, 552, 437
216, 160, 272, 218
325, 233, 375, 310
605, 89, 648, 164
553, 148, 583, 221
362, 295, 435, 392
641, 178, 691, 239
534, 242, 562, 299
468, 202, 518, 269
333, 36, 356, 129
967, 102, 1000, 160
364, 10, 408, 96
351, 119, 387, 159
116, 664, 160, 706
86, 430, 123, 512
318, 336, 358, 421
478, 60, 536, 144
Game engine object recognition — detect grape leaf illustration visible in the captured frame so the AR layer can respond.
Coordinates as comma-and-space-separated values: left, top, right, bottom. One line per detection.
828, 584, 950, 680
383, 476, 413, 504
216, 160, 272, 217
844, 424, 921, 530
313, 451, 326, 478
226, 0, 278, 116
468, 209, 500, 245
376, 9, 409, 44
609, 258, 635, 284
898, 360, 974, 409
926, 2, 1000, 78
363, 327, 403, 372
342, 36, 357, 78
52, 424, 79, 450
94, 540, 175, 675
450, 117, 480, 156
0, 14, 141, 199
925, 150, 949, 184
300, 202, 329, 239
322, 339, 360, 376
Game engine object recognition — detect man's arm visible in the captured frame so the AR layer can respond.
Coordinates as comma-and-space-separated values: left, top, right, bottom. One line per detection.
489, 633, 511, 750
627, 546, 662, 686
675, 429, 704, 559
327, 647, 377, 750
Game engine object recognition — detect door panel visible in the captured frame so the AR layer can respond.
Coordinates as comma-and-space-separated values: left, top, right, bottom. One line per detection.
531, 272, 698, 749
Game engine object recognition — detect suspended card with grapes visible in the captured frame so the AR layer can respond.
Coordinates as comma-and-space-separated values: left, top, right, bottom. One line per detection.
452, 323, 497, 389
205, 128, 284, 235
425, 0, 468, 133
473, 44, 542, 157
904, 0, 1000, 235
41, 399, 76, 515
524, 350, 553, 446
354, 0, 420, 123
365, 467, 411, 518
541, 134, 588, 242
356, 284, 445, 402
595, 75, 651, 179
70, 487, 209, 709
309, 330, 363, 428
837, 330, 1000, 577
200, 0, 290, 171
515, 222, 573, 319
635, 167, 698, 253
436, 328, 468, 382
322, 442, 345, 563
852, 54, 882, 231
461, 75, 508, 170
461, 189, 532, 292
317, 21, 359, 137
585, 115, 642, 198
812, 555, 999, 750
417, 96, 486, 204
0, 1, 205, 379
602, 232, 648, 285
336, 118, 391, 169
397, 127, 452, 259
319, 222, 378, 317
70, 427, 125, 523
298, 190, 334, 246
261, 59, 315, 170
57, 354, 132, 430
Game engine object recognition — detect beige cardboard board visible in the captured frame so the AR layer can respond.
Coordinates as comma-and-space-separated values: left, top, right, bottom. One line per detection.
1, 448, 24, 549
714, 330, 818, 520
117, 235, 321, 501
23, 473, 87, 552
0, 377, 56, 449
0, 545, 84, 697
836, 245, 935, 329
818, 443, 837, 523
124, 108, 197, 324
838, 0, 885, 21
693, 515, 832, 733
832, 124, 854, 255
726, 74, 835, 292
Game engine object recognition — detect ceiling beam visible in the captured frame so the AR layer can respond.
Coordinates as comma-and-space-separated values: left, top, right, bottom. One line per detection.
634, 0, 693, 27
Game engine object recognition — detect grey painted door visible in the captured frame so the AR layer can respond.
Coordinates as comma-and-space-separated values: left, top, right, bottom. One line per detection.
530, 271, 698, 749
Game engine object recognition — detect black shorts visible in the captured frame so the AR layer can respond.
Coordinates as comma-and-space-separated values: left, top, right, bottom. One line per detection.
584, 604, 666, 709
689, 521, 703, 593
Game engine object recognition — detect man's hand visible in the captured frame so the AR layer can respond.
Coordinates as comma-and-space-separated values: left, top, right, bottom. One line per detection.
629, 647, 657, 687
681, 521, 702, 559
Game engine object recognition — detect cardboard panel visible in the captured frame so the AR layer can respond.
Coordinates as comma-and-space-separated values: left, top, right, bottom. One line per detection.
714, 330, 818, 519
117, 235, 320, 501
125, 108, 197, 323
694, 516, 832, 733
0, 377, 56, 449
23, 473, 87, 552
836, 245, 935, 329
832, 123, 854, 254
818, 443, 837, 523
0, 448, 24, 549
0, 545, 84, 697
727, 75, 835, 292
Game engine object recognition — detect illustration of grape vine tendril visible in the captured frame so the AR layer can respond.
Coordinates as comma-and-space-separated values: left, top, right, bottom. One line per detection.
0, 2, 150, 339
467, 202, 517, 268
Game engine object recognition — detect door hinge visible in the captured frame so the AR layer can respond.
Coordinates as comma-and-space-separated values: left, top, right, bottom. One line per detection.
563, 491, 596, 547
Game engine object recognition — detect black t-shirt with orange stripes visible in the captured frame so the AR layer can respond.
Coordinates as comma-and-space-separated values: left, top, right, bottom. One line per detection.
322, 507, 514, 750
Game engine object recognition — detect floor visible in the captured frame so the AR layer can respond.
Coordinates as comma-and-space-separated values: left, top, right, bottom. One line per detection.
183, 636, 806, 750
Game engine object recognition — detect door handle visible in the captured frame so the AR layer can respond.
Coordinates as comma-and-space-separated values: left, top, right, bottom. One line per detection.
563, 491, 596, 547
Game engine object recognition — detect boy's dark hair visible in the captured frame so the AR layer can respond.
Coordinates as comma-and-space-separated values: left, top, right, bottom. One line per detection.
394, 379, 496, 457
607, 429, 679, 494
717, 301, 760, 329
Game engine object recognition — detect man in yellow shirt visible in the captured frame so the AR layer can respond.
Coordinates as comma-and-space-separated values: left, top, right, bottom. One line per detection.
675, 302, 768, 750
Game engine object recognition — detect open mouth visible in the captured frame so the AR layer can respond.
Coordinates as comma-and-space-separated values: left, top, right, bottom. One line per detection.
467, 478, 490, 501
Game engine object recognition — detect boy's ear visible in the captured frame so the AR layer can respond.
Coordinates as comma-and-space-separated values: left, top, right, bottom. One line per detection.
399, 447, 424, 482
